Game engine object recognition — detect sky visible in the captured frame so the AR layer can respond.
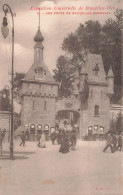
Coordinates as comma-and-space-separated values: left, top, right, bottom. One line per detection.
0, 0, 122, 90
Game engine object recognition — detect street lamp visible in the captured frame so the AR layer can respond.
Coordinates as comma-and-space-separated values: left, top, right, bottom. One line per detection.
1, 4, 15, 160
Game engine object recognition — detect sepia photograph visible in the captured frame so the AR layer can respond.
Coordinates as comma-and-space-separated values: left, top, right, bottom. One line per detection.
0, 0, 123, 194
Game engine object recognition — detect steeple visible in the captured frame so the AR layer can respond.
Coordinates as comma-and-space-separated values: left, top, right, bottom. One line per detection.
34, 9, 44, 43
106, 65, 114, 97
107, 65, 114, 78
33, 9, 45, 80
23, 9, 57, 83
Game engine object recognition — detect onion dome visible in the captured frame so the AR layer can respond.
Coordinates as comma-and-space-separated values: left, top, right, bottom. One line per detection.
34, 27, 44, 42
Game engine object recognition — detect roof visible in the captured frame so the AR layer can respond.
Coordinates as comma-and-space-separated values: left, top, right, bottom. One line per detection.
24, 61, 56, 83
86, 53, 107, 84
107, 65, 114, 78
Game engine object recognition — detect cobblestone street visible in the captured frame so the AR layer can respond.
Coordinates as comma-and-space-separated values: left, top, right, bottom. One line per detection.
0, 140, 122, 195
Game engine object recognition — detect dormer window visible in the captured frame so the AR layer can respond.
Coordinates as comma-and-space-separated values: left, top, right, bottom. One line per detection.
38, 68, 43, 78
35, 67, 46, 80
93, 64, 99, 76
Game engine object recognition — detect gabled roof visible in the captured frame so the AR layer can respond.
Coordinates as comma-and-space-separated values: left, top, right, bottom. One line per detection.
24, 61, 55, 83
86, 53, 107, 84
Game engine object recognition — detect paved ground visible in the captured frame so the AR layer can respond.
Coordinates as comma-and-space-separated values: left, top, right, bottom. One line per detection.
0, 140, 122, 195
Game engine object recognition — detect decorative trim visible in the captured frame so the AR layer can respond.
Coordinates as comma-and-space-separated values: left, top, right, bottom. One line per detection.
21, 79, 59, 86
88, 81, 107, 86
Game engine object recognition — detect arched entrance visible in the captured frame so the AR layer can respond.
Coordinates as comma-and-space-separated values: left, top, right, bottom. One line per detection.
55, 110, 80, 138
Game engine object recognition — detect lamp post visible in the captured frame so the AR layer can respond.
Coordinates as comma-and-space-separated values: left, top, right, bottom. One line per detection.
1, 4, 15, 159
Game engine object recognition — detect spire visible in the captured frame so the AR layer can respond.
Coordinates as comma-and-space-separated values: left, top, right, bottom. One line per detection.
107, 65, 114, 78
34, 8, 44, 42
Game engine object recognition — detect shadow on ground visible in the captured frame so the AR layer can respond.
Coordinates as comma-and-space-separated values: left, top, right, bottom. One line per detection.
0, 151, 35, 160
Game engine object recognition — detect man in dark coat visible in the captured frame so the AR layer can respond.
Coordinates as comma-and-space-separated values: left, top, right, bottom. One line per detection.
57, 130, 62, 145
112, 134, 117, 153
25, 129, 30, 141
0, 131, 3, 155
51, 131, 56, 145
20, 131, 25, 146
103, 133, 114, 153
70, 131, 77, 150
116, 135, 122, 151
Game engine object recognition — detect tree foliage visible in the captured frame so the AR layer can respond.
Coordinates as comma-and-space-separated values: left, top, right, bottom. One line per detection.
53, 9, 123, 101
13, 72, 25, 104
0, 88, 11, 111
53, 56, 74, 96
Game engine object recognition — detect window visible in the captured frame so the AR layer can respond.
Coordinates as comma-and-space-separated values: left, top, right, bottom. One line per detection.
38, 69, 43, 78
94, 105, 99, 116
101, 91, 103, 99
32, 100, 35, 110
90, 90, 93, 98
93, 64, 99, 76
44, 100, 47, 111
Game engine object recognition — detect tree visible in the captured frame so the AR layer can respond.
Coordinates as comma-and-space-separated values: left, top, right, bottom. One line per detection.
101, 9, 123, 102
13, 72, 25, 104
0, 88, 11, 111
53, 56, 74, 96
53, 9, 123, 101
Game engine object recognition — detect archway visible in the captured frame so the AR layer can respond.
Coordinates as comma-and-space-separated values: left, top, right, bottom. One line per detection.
55, 110, 80, 138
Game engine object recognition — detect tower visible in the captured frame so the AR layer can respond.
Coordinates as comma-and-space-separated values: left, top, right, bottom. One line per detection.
21, 13, 58, 136
106, 65, 114, 97
80, 53, 113, 136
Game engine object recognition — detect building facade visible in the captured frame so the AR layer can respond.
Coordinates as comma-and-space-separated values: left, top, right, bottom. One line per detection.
21, 25, 114, 138
56, 54, 114, 138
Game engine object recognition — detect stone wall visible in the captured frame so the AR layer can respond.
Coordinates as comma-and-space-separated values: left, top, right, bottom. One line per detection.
82, 85, 110, 136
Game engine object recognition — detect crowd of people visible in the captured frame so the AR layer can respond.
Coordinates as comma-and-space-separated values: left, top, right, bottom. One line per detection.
19, 128, 77, 153
19, 128, 122, 154
103, 132, 122, 153
51, 130, 77, 153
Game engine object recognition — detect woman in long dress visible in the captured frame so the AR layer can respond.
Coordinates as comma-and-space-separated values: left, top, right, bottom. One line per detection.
59, 131, 69, 153
38, 131, 46, 148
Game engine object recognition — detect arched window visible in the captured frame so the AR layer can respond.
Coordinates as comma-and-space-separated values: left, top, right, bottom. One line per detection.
93, 64, 99, 76
95, 105, 99, 115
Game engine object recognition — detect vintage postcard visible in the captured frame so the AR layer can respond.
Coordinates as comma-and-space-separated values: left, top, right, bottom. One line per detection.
0, 0, 123, 194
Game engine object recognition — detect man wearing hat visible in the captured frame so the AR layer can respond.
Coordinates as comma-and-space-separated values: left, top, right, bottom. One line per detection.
20, 131, 25, 146
116, 135, 122, 151
70, 130, 77, 150
103, 132, 114, 153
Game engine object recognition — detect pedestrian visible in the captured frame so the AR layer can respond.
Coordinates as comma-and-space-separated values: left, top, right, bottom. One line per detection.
2, 129, 6, 140
70, 130, 77, 150
57, 130, 62, 145
59, 131, 69, 153
38, 131, 46, 148
103, 133, 114, 153
0, 131, 3, 156
112, 134, 117, 153
116, 135, 122, 151
25, 129, 30, 141
20, 131, 25, 146
50, 131, 56, 145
